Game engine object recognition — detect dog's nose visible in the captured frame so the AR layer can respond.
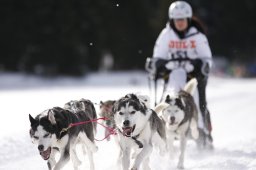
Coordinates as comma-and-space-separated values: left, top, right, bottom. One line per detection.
38, 145, 44, 151
123, 120, 130, 127
170, 116, 175, 122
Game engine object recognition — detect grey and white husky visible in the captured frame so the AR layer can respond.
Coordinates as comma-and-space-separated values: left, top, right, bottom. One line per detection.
113, 93, 166, 170
29, 101, 97, 170
155, 78, 199, 169
64, 98, 97, 134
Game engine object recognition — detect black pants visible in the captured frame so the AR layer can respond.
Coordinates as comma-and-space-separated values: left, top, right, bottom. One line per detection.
187, 71, 212, 133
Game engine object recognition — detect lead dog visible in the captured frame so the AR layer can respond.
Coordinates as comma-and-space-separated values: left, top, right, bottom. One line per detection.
29, 104, 97, 170
113, 93, 166, 170
155, 78, 199, 169
99, 95, 151, 141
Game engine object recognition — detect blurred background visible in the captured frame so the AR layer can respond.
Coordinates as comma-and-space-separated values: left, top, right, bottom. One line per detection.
1, 1, 256, 169
1, 0, 256, 77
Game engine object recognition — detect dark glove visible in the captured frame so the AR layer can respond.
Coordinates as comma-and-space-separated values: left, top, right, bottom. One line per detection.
145, 57, 169, 78
190, 59, 210, 77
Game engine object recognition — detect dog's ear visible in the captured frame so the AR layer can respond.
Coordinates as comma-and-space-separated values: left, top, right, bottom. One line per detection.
154, 103, 169, 114
79, 101, 86, 110
124, 94, 130, 98
181, 98, 186, 108
29, 114, 37, 126
126, 93, 139, 101
109, 101, 116, 113
63, 102, 70, 109
131, 94, 139, 101
100, 101, 104, 108
112, 101, 119, 114
48, 109, 57, 125
112, 104, 116, 113
79, 98, 87, 103
178, 96, 186, 108
165, 95, 171, 103
175, 97, 185, 110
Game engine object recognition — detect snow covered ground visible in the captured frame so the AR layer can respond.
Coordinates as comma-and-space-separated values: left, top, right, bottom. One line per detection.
0, 71, 256, 170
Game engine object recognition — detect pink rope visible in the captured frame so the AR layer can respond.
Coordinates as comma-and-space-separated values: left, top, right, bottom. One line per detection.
94, 122, 117, 141
68, 117, 117, 141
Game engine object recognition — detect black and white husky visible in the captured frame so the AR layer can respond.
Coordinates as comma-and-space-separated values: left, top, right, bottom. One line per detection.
113, 93, 166, 170
29, 103, 98, 170
155, 78, 199, 169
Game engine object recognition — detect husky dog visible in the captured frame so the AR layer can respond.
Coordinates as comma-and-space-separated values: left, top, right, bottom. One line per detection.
113, 93, 166, 170
99, 95, 150, 141
64, 98, 97, 134
99, 100, 116, 140
29, 105, 98, 170
155, 78, 199, 169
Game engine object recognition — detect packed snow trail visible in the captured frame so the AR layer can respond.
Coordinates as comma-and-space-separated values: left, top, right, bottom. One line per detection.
0, 72, 256, 170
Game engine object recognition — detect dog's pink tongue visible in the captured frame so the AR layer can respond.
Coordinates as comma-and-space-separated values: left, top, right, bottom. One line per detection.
123, 127, 132, 136
40, 147, 51, 160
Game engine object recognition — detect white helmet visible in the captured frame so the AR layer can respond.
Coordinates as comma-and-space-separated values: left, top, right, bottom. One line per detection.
168, 1, 192, 19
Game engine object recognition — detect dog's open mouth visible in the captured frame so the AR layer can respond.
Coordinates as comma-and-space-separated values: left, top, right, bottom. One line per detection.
40, 147, 51, 160
122, 125, 136, 137
170, 120, 178, 125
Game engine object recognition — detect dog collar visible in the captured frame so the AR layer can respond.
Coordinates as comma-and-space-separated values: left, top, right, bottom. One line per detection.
131, 135, 143, 148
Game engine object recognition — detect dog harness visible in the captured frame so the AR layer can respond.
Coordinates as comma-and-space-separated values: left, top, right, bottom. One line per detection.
118, 128, 143, 148
59, 117, 117, 141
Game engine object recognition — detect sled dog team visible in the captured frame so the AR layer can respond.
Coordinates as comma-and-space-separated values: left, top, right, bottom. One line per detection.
29, 78, 204, 170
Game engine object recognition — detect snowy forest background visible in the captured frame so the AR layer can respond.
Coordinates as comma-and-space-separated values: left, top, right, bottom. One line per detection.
1, 0, 256, 76
1, 1, 256, 169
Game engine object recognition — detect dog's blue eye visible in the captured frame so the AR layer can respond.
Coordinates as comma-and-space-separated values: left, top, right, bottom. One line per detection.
34, 136, 39, 140
130, 111, 136, 114
119, 112, 124, 115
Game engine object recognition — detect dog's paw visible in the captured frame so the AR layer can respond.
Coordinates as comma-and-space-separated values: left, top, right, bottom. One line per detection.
177, 160, 184, 169
177, 162, 184, 169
